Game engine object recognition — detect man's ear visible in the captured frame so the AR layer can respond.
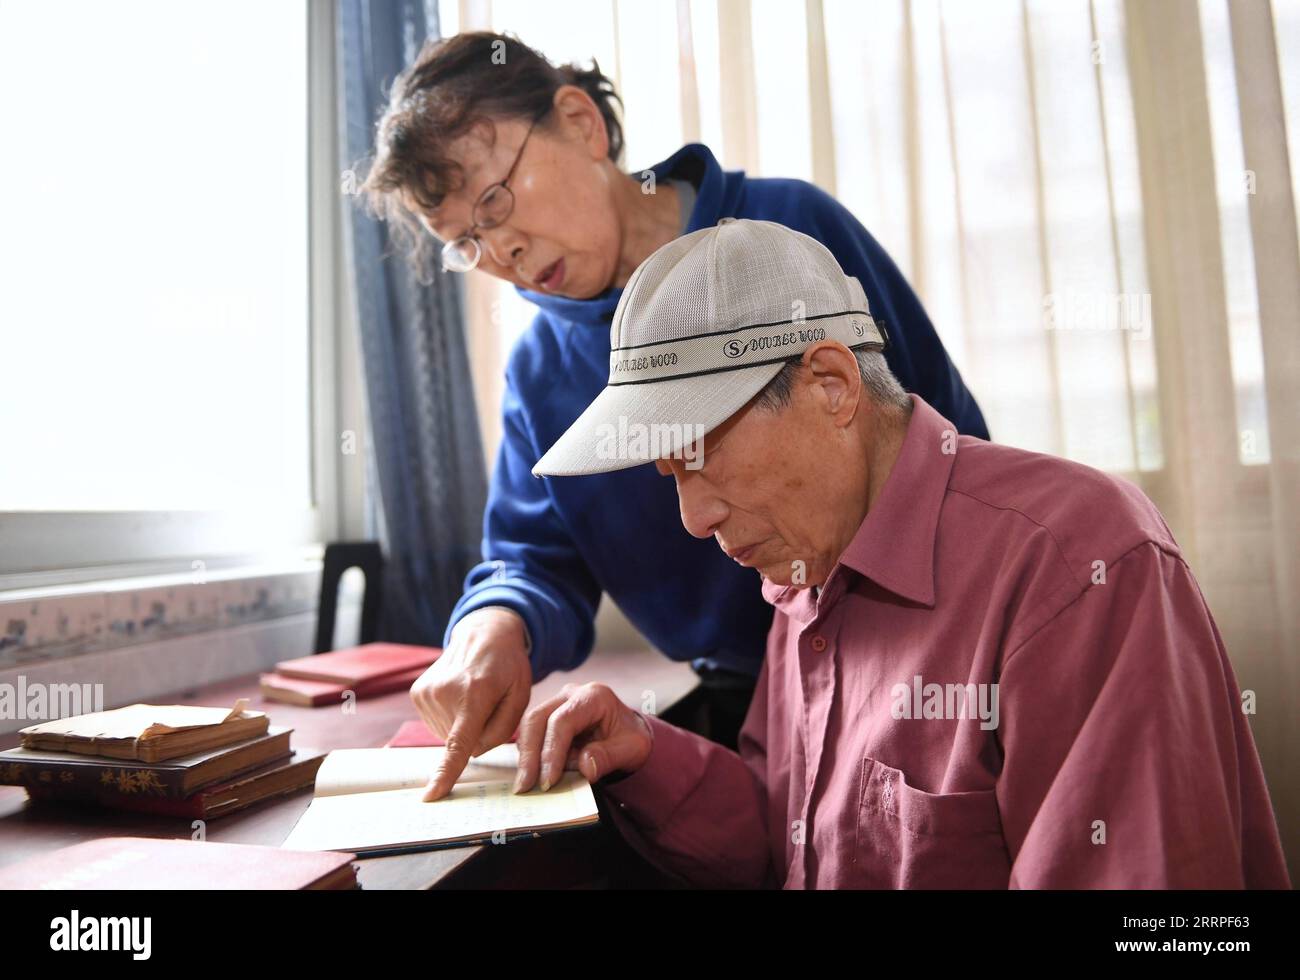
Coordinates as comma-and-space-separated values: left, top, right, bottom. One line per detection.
804, 343, 861, 427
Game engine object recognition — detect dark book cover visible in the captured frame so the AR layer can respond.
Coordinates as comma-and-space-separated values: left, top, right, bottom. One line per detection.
0, 726, 292, 798
24, 747, 325, 818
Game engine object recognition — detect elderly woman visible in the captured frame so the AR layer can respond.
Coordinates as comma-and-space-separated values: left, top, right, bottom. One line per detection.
514, 218, 1290, 889
358, 31, 988, 799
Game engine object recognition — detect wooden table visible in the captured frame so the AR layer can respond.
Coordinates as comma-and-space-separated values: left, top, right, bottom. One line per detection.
0, 647, 698, 889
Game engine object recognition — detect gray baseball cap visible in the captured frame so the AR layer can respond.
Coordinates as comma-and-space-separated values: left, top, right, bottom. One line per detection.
533, 218, 887, 477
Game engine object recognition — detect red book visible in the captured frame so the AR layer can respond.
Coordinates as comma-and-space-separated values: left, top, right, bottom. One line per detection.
0, 837, 357, 890
260, 665, 427, 707
384, 719, 518, 747
273, 642, 440, 686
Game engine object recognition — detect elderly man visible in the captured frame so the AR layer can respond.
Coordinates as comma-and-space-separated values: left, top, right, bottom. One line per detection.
514, 218, 1290, 889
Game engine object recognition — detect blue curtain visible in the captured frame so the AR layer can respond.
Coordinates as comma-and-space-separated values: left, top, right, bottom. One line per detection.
337, 0, 487, 645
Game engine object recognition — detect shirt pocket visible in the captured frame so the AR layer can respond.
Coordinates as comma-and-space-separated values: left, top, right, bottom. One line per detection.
853, 757, 1011, 889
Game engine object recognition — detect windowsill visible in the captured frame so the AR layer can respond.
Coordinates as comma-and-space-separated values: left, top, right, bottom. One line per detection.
0, 553, 336, 668
0, 552, 369, 735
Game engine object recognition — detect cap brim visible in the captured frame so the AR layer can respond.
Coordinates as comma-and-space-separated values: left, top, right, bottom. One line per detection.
533, 362, 787, 477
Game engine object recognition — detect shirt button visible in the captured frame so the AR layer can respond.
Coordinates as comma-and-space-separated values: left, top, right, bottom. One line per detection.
810, 634, 827, 653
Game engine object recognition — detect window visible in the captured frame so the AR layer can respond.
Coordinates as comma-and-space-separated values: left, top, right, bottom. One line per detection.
0, 0, 329, 578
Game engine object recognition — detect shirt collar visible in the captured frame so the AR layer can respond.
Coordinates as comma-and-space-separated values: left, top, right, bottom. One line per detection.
761, 395, 957, 613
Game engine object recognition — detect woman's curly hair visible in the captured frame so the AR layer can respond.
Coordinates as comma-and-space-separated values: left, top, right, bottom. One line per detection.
353, 31, 624, 282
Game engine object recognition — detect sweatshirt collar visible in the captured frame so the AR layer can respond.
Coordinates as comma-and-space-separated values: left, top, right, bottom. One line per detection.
513, 143, 732, 327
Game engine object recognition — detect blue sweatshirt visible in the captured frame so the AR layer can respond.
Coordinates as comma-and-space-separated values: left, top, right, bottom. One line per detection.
444, 143, 989, 680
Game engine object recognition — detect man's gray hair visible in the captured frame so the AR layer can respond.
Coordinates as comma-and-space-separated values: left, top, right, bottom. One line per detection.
752, 347, 911, 413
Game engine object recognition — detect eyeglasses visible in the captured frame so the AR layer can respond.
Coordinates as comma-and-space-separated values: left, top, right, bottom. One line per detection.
439, 114, 542, 273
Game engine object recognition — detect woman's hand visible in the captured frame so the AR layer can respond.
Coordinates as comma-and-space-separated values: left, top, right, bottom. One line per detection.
412, 607, 534, 802
513, 682, 654, 792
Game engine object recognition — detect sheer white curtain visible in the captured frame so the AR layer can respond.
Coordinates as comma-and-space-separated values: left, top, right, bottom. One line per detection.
447, 0, 1299, 875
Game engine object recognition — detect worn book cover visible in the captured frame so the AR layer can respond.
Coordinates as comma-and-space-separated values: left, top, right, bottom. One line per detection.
19, 700, 269, 762
23, 746, 324, 818
0, 726, 293, 798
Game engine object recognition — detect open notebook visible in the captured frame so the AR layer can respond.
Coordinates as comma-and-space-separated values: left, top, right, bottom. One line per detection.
280, 743, 599, 856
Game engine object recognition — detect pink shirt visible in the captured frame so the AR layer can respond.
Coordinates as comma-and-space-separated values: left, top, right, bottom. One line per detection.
602, 395, 1290, 888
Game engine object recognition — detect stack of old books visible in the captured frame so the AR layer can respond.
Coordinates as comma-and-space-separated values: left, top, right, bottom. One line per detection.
259, 642, 441, 706
0, 699, 325, 819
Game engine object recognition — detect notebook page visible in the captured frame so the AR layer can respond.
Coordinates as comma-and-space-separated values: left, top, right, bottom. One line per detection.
281, 771, 598, 852
313, 743, 520, 797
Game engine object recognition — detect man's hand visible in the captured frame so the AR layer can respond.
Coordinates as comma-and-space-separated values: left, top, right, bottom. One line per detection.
513, 682, 654, 793
411, 607, 533, 802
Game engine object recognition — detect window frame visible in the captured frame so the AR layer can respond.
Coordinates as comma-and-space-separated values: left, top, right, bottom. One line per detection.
0, 0, 354, 588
